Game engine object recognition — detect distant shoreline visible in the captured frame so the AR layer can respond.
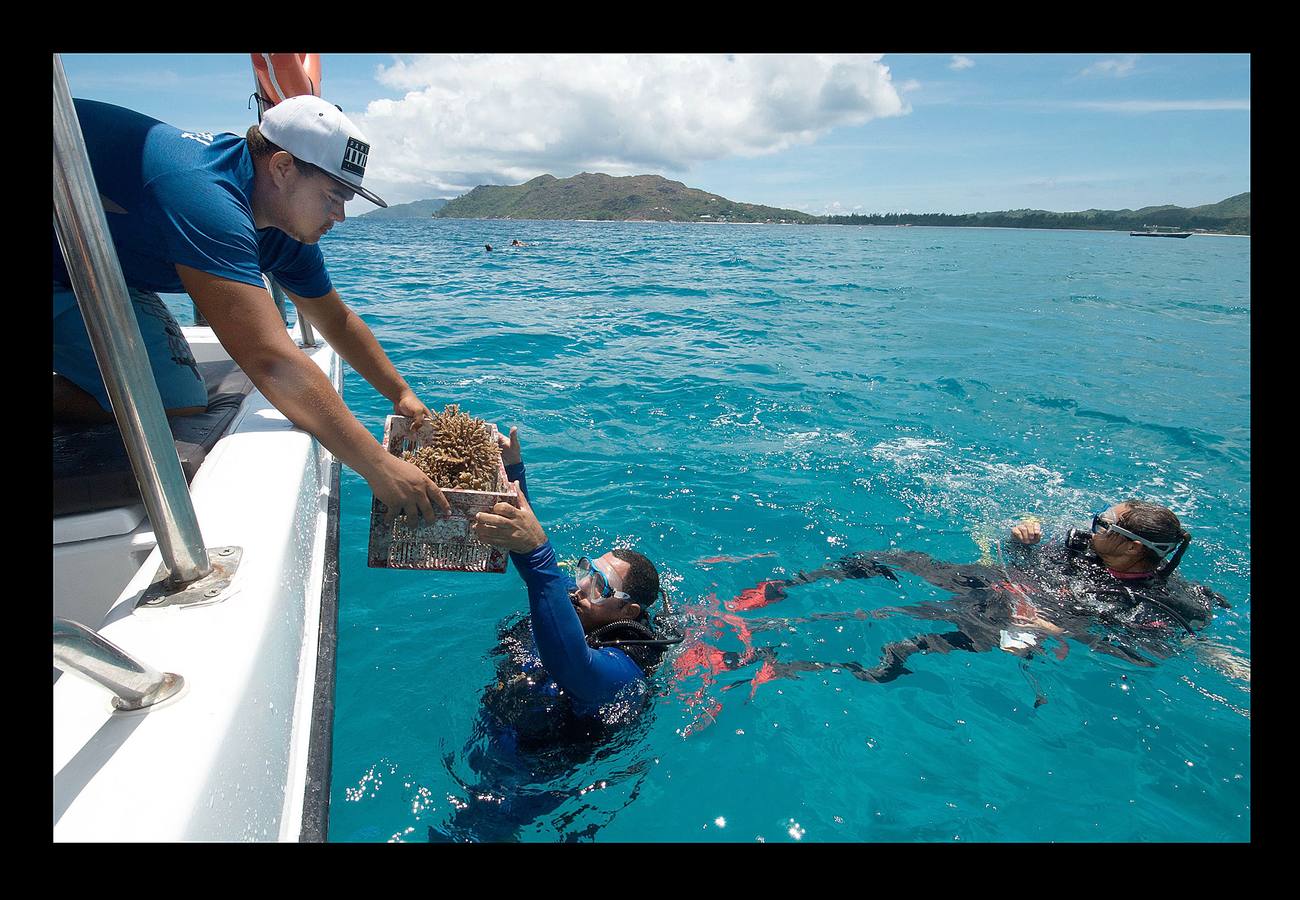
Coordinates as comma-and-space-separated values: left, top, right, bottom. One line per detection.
383, 179, 1248, 235
378, 217, 1250, 237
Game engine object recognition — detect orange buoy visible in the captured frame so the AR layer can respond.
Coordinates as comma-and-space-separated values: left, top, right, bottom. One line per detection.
251, 53, 321, 118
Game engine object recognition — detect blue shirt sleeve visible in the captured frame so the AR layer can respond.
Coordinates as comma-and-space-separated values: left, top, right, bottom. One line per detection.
504, 461, 528, 502
258, 228, 332, 298
511, 541, 644, 711
145, 170, 269, 290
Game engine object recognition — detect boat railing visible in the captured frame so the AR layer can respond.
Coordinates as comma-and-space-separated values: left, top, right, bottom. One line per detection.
270, 275, 317, 346
54, 49, 340, 844
54, 618, 185, 711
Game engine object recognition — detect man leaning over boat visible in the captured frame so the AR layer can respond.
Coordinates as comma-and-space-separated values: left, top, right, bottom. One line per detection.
52, 95, 449, 523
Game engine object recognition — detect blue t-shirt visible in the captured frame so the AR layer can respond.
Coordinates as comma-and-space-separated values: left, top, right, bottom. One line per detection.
52, 100, 332, 299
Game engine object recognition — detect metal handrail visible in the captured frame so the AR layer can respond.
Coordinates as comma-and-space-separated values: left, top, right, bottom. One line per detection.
54, 619, 184, 711
53, 54, 211, 585
269, 275, 317, 347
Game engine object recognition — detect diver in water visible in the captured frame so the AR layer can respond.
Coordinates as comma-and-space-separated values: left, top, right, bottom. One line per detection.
715, 500, 1228, 694
429, 427, 680, 842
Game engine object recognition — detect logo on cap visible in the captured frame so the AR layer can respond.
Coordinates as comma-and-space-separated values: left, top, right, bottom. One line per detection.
342, 137, 369, 177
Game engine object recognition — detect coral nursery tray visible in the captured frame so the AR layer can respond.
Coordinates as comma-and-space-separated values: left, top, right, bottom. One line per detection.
367, 415, 517, 572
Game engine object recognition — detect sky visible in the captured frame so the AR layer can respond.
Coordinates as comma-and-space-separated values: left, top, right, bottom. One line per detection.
57, 53, 1251, 219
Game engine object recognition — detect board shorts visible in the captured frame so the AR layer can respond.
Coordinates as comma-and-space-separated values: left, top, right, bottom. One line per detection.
53, 282, 207, 413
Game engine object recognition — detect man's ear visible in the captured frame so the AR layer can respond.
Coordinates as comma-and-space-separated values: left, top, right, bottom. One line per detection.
622, 603, 642, 621
268, 150, 297, 188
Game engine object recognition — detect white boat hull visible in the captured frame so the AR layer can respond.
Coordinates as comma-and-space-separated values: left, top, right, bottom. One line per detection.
54, 323, 341, 841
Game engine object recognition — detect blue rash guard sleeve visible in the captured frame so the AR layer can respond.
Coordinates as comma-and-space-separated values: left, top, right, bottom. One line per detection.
504, 461, 528, 502
510, 539, 644, 714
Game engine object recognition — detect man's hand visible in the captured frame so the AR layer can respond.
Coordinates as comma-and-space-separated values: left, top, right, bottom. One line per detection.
369, 453, 451, 523
286, 287, 433, 434
1010, 519, 1043, 544
471, 483, 545, 553
395, 390, 433, 431
178, 267, 440, 518
497, 425, 522, 467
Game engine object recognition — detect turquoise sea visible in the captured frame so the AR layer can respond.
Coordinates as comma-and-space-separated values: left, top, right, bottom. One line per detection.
313, 219, 1249, 842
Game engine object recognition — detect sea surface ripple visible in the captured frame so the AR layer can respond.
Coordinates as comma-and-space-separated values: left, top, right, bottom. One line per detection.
314, 219, 1249, 842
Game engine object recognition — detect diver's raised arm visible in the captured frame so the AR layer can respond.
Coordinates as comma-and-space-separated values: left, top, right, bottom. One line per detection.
472, 484, 545, 554
496, 425, 530, 502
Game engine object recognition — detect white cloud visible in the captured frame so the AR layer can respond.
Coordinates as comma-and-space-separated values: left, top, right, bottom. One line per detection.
949, 56, 975, 71
1081, 55, 1140, 78
355, 54, 907, 202
899, 79, 922, 93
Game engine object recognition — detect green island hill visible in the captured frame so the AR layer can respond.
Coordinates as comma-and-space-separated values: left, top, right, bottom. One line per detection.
823, 192, 1250, 235
365, 174, 1249, 235
430, 173, 819, 224
358, 197, 451, 220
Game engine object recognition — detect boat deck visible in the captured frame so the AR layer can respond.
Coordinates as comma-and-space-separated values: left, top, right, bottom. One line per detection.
54, 358, 256, 518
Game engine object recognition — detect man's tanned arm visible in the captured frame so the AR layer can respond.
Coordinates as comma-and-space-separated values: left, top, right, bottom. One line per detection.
287, 286, 433, 429
177, 265, 448, 520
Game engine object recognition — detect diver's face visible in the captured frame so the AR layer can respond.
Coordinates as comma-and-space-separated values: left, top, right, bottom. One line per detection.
570, 552, 635, 633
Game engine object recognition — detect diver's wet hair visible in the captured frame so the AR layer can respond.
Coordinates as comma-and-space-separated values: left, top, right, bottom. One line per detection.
1120, 500, 1191, 572
611, 548, 659, 609
1120, 501, 1185, 556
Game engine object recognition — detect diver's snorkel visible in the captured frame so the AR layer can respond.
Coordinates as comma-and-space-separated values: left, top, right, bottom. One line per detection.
652, 587, 686, 647
1066, 523, 1191, 581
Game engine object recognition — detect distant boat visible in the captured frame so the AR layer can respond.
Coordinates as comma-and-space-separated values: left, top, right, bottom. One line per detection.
1130, 229, 1192, 238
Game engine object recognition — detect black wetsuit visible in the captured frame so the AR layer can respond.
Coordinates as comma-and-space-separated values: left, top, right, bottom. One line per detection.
724, 540, 1226, 690
433, 613, 669, 842
833, 541, 1224, 680
477, 612, 668, 760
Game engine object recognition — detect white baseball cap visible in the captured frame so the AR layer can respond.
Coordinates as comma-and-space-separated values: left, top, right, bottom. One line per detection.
259, 94, 388, 208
